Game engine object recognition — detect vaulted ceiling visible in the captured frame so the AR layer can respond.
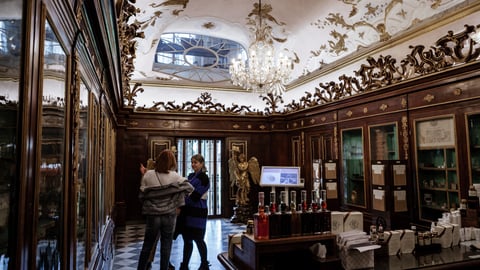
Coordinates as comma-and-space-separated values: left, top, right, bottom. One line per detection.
127, 0, 474, 91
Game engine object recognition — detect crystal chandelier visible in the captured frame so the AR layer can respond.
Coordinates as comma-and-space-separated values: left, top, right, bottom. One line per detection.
229, 0, 291, 96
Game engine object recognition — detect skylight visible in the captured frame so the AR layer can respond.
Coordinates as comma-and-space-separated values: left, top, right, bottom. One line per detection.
153, 33, 246, 83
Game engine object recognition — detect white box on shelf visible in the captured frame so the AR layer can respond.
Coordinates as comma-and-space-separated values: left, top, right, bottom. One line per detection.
395, 229, 415, 254
343, 211, 363, 232
331, 211, 344, 235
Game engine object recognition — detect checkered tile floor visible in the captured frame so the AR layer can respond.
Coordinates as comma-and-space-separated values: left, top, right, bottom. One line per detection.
113, 218, 246, 270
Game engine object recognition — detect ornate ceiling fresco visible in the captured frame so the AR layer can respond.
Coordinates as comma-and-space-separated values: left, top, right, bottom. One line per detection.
118, 0, 480, 114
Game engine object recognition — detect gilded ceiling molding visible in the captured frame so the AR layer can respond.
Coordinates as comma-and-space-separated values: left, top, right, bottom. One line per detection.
282, 24, 480, 114
136, 92, 263, 115
118, 0, 145, 108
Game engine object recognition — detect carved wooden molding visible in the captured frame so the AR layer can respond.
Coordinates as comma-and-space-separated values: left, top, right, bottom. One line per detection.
423, 94, 435, 103
401, 116, 409, 160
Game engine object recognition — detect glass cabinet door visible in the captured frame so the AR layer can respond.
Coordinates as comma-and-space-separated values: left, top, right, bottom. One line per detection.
467, 113, 480, 184
342, 128, 365, 206
36, 20, 67, 269
369, 123, 398, 160
414, 116, 458, 221
0, 11, 23, 266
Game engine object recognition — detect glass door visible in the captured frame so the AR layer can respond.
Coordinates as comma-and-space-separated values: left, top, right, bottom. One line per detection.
414, 116, 458, 221
467, 113, 480, 185
37, 19, 67, 269
176, 138, 223, 216
342, 128, 365, 207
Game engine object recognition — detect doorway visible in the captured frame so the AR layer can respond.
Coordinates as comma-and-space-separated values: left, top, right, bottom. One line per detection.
176, 138, 223, 217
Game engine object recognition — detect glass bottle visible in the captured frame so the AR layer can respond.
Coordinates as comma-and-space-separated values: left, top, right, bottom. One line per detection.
320, 189, 327, 210
279, 190, 292, 237
311, 190, 322, 234
311, 190, 319, 211
301, 190, 308, 212
290, 190, 301, 236
254, 192, 269, 239
269, 190, 277, 214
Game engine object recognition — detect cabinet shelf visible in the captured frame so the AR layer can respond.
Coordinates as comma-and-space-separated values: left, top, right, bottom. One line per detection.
414, 116, 458, 222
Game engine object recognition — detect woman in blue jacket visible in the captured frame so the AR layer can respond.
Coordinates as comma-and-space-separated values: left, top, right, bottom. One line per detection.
179, 154, 210, 270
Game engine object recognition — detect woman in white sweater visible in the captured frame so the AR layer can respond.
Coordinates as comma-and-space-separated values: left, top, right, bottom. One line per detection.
137, 150, 193, 270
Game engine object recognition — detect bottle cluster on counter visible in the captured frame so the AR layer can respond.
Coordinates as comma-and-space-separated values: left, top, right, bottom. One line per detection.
253, 189, 331, 240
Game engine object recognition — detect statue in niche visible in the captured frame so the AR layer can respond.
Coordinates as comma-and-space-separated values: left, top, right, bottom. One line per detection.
228, 149, 260, 206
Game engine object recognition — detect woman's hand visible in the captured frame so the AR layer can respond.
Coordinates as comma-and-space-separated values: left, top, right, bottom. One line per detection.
140, 163, 147, 175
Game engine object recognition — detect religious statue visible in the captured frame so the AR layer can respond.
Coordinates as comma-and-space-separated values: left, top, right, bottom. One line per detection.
228, 149, 260, 206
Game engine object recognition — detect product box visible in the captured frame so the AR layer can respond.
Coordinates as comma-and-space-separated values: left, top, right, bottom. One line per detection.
343, 211, 363, 232
383, 230, 401, 255
451, 224, 460, 246
331, 211, 344, 234
432, 224, 453, 248
395, 229, 415, 254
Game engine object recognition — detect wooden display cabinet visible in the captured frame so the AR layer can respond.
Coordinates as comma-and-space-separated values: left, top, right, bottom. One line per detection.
467, 113, 480, 185
341, 128, 365, 207
414, 115, 459, 222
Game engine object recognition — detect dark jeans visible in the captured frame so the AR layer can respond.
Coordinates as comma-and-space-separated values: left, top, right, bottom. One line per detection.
137, 212, 177, 270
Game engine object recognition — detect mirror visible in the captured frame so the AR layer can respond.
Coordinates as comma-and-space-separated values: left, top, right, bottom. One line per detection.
36, 19, 66, 269
75, 78, 89, 269
0, 1, 23, 264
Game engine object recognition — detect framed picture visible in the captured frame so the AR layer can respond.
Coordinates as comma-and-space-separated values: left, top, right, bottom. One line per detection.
150, 139, 171, 160
416, 117, 455, 148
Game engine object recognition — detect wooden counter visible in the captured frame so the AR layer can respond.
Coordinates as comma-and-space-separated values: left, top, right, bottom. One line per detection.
231, 233, 340, 270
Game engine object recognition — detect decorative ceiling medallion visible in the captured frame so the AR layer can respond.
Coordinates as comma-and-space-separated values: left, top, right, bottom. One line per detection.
453, 88, 462, 96
202, 22, 215, 29
379, 104, 388, 111
423, 94, 435, 103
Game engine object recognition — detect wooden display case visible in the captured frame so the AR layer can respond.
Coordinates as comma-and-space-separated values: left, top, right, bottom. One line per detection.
414, 116, 459, 222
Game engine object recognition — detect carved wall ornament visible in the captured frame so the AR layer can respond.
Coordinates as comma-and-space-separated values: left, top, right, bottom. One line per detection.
259, 124, 266, 130
401, 97, 407, 108
363, 107, 368, 114
310, 118, 316, 124
321, 116, 326, 122
282, 24, 480, 114
233, 124, 240, 129
453, 88, 462, 96
379, 104, 388, 111
137, 92, 262, 115
423, 94, 435, 103
401, 116, 409, 160
247, 125, 252, 129
346, 110, 353, 117
128, 120, 139, 127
